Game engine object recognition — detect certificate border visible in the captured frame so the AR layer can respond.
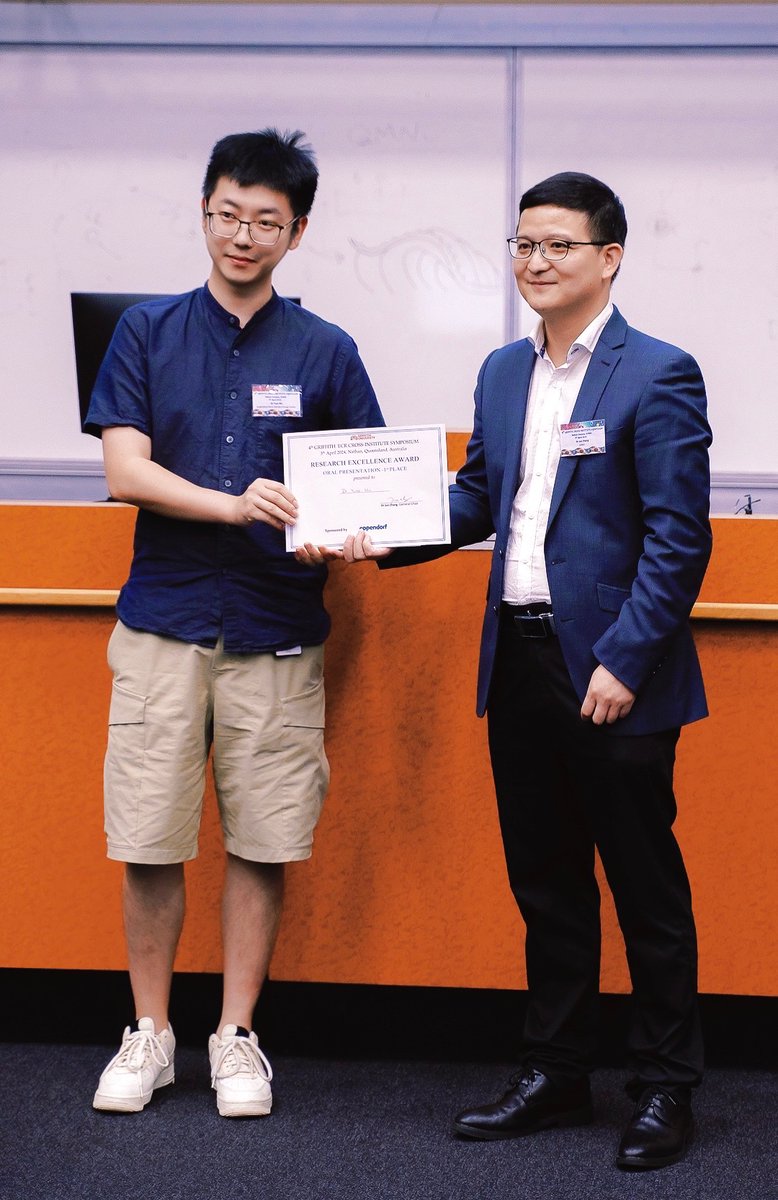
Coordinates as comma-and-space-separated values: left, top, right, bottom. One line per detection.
283, 423, 451, 551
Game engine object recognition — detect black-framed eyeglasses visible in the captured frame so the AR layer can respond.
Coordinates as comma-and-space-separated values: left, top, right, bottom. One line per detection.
506, 237, 608, 261
206, 210, 299, 246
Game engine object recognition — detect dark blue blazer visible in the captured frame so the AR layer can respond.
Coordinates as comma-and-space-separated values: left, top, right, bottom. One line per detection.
387, 308, 713, 735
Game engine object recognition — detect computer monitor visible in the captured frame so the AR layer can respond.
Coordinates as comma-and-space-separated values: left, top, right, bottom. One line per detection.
71, 292, 168, 429
71, 291, 301, 429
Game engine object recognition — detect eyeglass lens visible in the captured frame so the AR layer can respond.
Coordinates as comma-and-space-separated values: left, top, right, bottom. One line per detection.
208, 212, 282, 245
510, 239, 569, 261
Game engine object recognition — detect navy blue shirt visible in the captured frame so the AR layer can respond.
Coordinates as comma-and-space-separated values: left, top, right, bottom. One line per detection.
85, 285, 384, 652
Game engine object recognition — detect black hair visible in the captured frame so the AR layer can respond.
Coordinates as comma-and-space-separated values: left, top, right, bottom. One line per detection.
519, 171, 627, 247
202, 129, 318, 218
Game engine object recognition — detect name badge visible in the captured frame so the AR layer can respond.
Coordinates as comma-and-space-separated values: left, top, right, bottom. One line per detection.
252, 385, 302, 418
560, 419, 606, 457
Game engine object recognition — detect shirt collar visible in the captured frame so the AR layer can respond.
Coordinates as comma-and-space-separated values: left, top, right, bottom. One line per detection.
530, 301, 614, 362
202, 283, 282, 330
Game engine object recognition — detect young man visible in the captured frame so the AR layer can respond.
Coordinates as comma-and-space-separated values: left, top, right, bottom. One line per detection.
85, 129, 384, 1116
342, 173, 712, 1170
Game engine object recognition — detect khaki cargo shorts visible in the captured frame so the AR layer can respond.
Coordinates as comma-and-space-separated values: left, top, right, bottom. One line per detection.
104, 621, 329, 864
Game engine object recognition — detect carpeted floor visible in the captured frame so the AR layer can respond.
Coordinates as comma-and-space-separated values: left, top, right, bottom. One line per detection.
0, 1045, 775, 1200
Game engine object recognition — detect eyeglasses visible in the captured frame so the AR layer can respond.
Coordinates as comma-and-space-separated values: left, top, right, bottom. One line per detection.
205, 210, 299, 246
507, 238, 608, 261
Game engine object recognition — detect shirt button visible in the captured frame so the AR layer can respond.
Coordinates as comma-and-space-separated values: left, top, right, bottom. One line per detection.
230, 391, 237, 400
233, 349, 240, 357
229, 316, 237, 326
224, 480, 232, 488
225, 436, 234, 444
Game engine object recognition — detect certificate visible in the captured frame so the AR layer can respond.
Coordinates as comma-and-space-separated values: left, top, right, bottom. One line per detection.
283, 424, 451, 551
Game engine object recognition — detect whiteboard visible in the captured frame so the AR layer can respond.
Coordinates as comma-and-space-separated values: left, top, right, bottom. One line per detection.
0, 46, 776, 479
0, 48, 510, 459
519, 51, 778, 475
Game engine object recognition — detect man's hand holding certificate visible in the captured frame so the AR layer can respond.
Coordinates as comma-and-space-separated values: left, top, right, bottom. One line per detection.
283, 424, 451, 552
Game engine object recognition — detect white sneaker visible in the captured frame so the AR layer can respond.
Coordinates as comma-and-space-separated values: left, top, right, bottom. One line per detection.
208, 1024, 273, 1117
93, 1017, 175, 1112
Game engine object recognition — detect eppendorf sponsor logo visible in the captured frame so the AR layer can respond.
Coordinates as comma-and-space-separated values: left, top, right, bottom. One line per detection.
359, 524, 387, 532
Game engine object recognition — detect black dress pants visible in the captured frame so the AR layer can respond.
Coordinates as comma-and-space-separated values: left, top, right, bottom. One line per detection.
487, 615, 703, 1093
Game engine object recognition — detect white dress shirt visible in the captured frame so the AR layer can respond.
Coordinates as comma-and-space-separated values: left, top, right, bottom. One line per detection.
502, 302, 613, 605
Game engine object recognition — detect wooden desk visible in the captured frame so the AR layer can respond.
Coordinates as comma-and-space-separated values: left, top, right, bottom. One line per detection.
1, 504, 776, 996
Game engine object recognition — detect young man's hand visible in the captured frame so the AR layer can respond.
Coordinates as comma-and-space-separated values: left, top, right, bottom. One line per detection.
294, 543, 344, 566
294, 530, 394, 567
235, 478, 298, 530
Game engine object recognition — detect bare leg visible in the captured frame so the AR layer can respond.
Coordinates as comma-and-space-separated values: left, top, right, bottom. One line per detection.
123, 862, 185, 1031
218, 853, 284, 1034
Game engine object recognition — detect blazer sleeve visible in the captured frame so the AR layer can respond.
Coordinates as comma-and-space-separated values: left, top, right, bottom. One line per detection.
592, 348, 713, 692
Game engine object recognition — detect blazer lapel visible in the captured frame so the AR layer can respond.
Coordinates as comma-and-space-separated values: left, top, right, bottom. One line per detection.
547, 309, 626, 531
498, 341, 535, 528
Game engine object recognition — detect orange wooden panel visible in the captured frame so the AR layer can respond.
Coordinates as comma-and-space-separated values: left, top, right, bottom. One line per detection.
675, 623, 778, 996
698, 515, 778, 604
446, 430, 471, 471
0, 502, 137, 589
0, 505, 776, 996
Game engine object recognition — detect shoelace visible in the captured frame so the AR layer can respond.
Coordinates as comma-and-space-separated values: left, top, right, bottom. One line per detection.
105, 1028, 170, 1074
635, 1089, 677, 1123
210, 1036, 273, 1085
507, 1067, 541, 1096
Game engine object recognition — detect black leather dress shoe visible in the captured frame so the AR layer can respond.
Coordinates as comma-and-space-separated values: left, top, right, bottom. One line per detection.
616, 1088, 693, 1170
452, 1067, 593, 1140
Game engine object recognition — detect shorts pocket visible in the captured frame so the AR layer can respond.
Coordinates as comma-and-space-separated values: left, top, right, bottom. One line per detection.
281, 679, 326, 730
108, 684, 146, 726
105, 684, 148, 850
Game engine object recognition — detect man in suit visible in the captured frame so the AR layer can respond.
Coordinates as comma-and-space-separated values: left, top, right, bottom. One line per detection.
332, 172, 712, 1169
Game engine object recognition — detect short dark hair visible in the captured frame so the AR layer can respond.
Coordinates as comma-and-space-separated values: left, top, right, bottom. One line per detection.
202, 129, 318, 218
519, 171, 627, 247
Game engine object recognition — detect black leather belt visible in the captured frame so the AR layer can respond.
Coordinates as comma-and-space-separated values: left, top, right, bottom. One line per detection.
501, 602, 557, 638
